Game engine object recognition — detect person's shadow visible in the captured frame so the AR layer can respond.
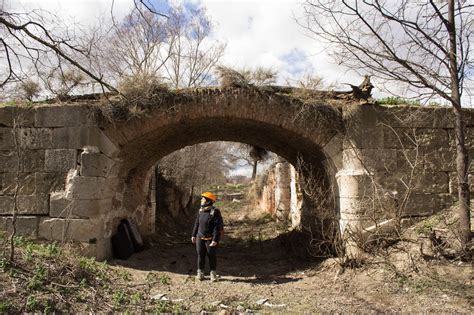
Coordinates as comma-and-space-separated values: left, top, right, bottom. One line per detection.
111, 230, 326, 282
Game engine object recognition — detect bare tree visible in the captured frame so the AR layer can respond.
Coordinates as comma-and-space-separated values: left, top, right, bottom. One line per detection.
301, 0, 472, 252
132, 0, 169, 18
6, 107, 27, 262
102, 9, 170, 85
248, 146, 270, 180
18, 79, 40, 101
42, 67, 86, 99
0, 3, 116, 93
157, 142, 228, 197
164, 6, 226, 88
102, 3, 225, 90
215, 65, 277, 88
224, 143, 273, 181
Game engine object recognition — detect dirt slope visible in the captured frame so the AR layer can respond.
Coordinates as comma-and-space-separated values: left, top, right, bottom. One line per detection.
111, 193, 473, 313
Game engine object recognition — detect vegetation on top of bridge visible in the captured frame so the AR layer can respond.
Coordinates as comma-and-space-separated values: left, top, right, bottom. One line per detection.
71, 85, 359, 123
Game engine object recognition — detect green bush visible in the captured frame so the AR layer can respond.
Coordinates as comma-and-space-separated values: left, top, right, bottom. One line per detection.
0, 301, 11, 312
27, 265, 47, 290
112, 289, 127, 307
153, 300, 171, 314
159, 274, 171, 285
25, 295, 39, 312
0, 257, 9, 272
376, 96, 421, 106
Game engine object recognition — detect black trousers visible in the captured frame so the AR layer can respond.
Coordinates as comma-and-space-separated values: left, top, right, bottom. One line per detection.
196, 238, 217, 271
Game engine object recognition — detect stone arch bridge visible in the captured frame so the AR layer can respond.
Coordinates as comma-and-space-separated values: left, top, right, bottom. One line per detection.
0, 87, 472, 259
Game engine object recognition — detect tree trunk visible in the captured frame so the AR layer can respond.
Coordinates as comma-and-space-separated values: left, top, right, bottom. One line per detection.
9, 111, 21, 262
453, 106, 471, 248
251, 160, 258, 180
448, 0, 471, 252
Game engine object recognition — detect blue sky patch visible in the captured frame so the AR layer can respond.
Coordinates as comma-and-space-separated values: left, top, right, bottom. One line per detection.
280, 49, 309, 76
140, 0, 173, 15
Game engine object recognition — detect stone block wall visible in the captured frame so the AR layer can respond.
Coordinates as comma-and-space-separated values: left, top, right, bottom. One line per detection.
0, 105, 120, 260
338, 104, 474, 234
252, 161, 303, 228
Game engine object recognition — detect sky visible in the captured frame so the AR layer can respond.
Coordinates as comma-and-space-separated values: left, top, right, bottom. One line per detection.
8, 0, 365, 92
7, 0, 473, 106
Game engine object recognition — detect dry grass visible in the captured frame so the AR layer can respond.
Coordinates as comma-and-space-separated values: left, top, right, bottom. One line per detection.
0, 235, 188, 313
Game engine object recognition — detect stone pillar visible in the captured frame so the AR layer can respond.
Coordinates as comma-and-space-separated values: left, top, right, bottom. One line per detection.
337, 168, 373, 257
274, 162, 291, 223
337, 168, 372, 229
289, 165, 302, 229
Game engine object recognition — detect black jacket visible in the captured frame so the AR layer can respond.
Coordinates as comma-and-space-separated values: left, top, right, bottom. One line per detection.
192, 206, 223, 243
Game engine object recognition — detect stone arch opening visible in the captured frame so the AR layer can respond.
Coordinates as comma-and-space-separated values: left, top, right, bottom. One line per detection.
107, 117, 341, 258
146, 140, 340, 250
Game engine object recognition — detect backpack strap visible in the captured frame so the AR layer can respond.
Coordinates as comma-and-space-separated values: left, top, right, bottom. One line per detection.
209, 207, 223, 223
210, 207, 220, 218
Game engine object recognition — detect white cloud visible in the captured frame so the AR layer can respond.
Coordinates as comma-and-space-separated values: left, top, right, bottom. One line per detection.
6, 0, 369, 91
200, 0, 366, 88
8, 0, 133, 26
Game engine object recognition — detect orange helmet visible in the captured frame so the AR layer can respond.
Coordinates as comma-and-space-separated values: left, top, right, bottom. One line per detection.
201, 191, 217, 202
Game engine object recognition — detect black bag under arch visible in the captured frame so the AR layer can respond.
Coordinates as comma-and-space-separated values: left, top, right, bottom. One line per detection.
123, 219, 144, 252
111, 218, 144, 259
111, 220, 134, 259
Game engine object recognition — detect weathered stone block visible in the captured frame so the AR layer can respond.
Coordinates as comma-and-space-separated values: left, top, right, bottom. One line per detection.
377, 106, 453, 128
21, 149, 45, 172
17, 128, 53, 149
38, 217, 104, 242
394, 148, 424, 170
52, 127, 100, 150
50, 192, 112, 218
35, 105, 97, 127
80, 152, 114, 177
0, 128, 14, 150
323, 134, 343, 171
412, 171, 449, 194
343, 126, 385, 150
0, 172, 36, 195
0, 196, 14, 214
448, 128, 473, 150
45, 149, 77, 172
374, 169, 449, 195
449, 173, 474, 195
382, 127, 416, 149
342, 148, 363, 171
0, 216, 40, 237
383, 128, 449, 150
374, 172, 408, 194
17, 195, 49, 215
66, 176, 115, 200
343, 105, 386, 149
99, 131, 119, 157
0, 151, 18, 171
35, 172, 67, 194
336, 170, 373, 198
351, 148, 398, 171
402, 193, 454, 216
423, 148, 456, 172
0, 106, 35, 127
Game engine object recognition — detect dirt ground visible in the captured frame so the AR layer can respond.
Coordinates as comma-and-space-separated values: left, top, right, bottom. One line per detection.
111, 200, 474, 313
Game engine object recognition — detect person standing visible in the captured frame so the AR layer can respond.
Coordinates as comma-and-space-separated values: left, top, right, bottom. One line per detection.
191, 191, 224, 282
